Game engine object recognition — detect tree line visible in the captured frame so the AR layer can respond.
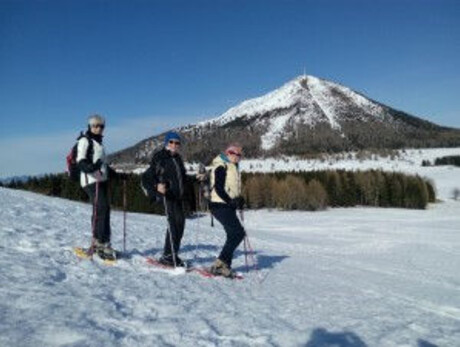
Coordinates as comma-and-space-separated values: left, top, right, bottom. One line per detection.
434, 155, 460, 167
243, 170, 435, 210
1, 169, 435, 213
422, 155, 460, 167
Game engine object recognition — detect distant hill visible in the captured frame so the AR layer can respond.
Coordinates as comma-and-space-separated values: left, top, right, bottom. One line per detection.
0, 175, 33, 184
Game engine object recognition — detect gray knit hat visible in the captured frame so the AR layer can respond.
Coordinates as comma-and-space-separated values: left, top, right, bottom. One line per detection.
88, 114, 105, 126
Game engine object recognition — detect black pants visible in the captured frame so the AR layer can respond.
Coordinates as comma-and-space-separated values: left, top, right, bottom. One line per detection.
210, 204, 246, 267
163, 198, 185, 258
84, 181, 111, 244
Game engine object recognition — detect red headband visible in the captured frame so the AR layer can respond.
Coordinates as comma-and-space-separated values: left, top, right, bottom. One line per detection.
225, 145, 242, 155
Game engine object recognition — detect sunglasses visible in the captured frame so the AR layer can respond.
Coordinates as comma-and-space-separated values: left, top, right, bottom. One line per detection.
91, 123, 105, 129
228, 151, 242, 157
168, 140, 181, 145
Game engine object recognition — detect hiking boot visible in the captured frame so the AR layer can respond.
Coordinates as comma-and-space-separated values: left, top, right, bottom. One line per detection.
209, 259, 236, 278
94, 241, 116, 261
159, 254, 186, 268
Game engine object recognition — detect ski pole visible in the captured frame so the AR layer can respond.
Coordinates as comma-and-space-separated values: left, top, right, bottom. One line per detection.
243, 233, 250, 273
163, 195, 177, 268
123, 179, 127, 253
193, 209, 200, 264
89, 179, 100, 259
239, 209, 250, 272
239, 209, 261, 279
193, 180, 202, 262
245, 233, 259, 273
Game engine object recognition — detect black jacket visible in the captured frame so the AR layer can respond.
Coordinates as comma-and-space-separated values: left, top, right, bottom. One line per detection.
142, 148, 190, 201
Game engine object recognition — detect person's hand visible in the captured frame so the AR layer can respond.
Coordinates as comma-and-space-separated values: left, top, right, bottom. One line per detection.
93, 159, 103, 171
196, 173, 206, 182
229, 197, 245, 210
157, 183, 167, 195
94, 169, 103, 182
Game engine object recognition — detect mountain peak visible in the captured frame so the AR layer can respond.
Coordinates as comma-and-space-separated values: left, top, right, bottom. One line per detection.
197, 74, 384, 136
198, 75, 311, 127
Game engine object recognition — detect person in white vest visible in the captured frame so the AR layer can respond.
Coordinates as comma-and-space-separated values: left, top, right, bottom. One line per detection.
208, 144, 246, 278
77, 114, 119, 260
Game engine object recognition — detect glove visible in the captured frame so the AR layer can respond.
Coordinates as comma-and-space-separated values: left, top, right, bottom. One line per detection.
229, 197, 245, 210
117, 172, 129, 181
196, 173, 207, 182
93, 159, 103, 172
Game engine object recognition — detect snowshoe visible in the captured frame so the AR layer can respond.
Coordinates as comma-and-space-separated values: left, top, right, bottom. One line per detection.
209, 259, 237, 279
74, 246, 117, 265
94, 241, 117, 261
159, 254, 187, 268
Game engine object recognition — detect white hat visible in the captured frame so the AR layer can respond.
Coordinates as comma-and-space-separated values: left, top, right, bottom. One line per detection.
88, 114, 105, 126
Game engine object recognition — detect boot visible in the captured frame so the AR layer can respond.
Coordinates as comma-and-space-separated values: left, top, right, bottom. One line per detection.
209, 259, 236, 278
159, 254, 186, 268
94, 240, 116, 261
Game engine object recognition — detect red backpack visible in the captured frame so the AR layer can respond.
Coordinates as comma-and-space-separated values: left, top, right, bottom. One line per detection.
66, 133, 94, 181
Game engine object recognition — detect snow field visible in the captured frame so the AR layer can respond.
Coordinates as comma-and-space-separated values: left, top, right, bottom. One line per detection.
1, 152, 460, 346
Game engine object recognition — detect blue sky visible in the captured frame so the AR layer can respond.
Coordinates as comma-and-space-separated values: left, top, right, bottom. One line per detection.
0, 0, 459, 177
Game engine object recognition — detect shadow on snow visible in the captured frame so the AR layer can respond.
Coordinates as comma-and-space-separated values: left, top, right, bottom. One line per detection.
302, 328, 439, 347
304, 328, 367, 347
122, 243, 289, 273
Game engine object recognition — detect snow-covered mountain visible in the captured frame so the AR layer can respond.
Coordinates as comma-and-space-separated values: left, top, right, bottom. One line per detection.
196, 75, 386, 138
109, 75, 460, 167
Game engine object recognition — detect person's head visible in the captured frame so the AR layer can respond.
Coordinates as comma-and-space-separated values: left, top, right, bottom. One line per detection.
225, 144, 243, 164
164, 131, 181, 154
88, 114, 106, 135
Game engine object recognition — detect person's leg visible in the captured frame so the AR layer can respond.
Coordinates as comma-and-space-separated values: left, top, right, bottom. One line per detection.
83, 182, 114, 258
172, 201, 185, 256
161, 200, 186, 266
96, 182, 111, 244
163, 199, 175, 258
211, 206, 245, 267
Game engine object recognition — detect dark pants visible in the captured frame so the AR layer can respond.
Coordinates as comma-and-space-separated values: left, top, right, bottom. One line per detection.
163, 198, 185, 258
210, 204, 246, 267
84, 181, 111, 244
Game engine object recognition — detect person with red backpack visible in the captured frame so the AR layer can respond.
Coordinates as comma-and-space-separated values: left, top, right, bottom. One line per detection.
76, 114, 122, 260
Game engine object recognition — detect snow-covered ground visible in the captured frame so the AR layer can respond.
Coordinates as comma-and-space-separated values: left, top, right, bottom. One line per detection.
1, 152, 460, 347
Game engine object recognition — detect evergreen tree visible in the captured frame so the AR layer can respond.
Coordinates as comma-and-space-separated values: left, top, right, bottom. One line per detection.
304, 179, 328, 211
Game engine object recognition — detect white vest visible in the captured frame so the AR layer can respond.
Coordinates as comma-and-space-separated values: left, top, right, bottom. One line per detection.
76, 137, 108, 187
210, 155, 241, 203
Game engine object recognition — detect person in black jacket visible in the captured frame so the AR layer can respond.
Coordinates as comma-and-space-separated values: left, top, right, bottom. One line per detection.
141, 131, 201, 267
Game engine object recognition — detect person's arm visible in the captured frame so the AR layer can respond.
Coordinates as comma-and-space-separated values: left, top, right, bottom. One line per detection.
76, 138, 102, 173
141, 159, 160, 199
214, 166, 232, 204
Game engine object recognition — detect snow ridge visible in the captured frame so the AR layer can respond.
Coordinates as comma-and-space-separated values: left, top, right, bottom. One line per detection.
307, 76, 342, 130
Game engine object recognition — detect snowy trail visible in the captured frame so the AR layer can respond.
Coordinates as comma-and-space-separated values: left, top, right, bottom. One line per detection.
1, 187, 460, 347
